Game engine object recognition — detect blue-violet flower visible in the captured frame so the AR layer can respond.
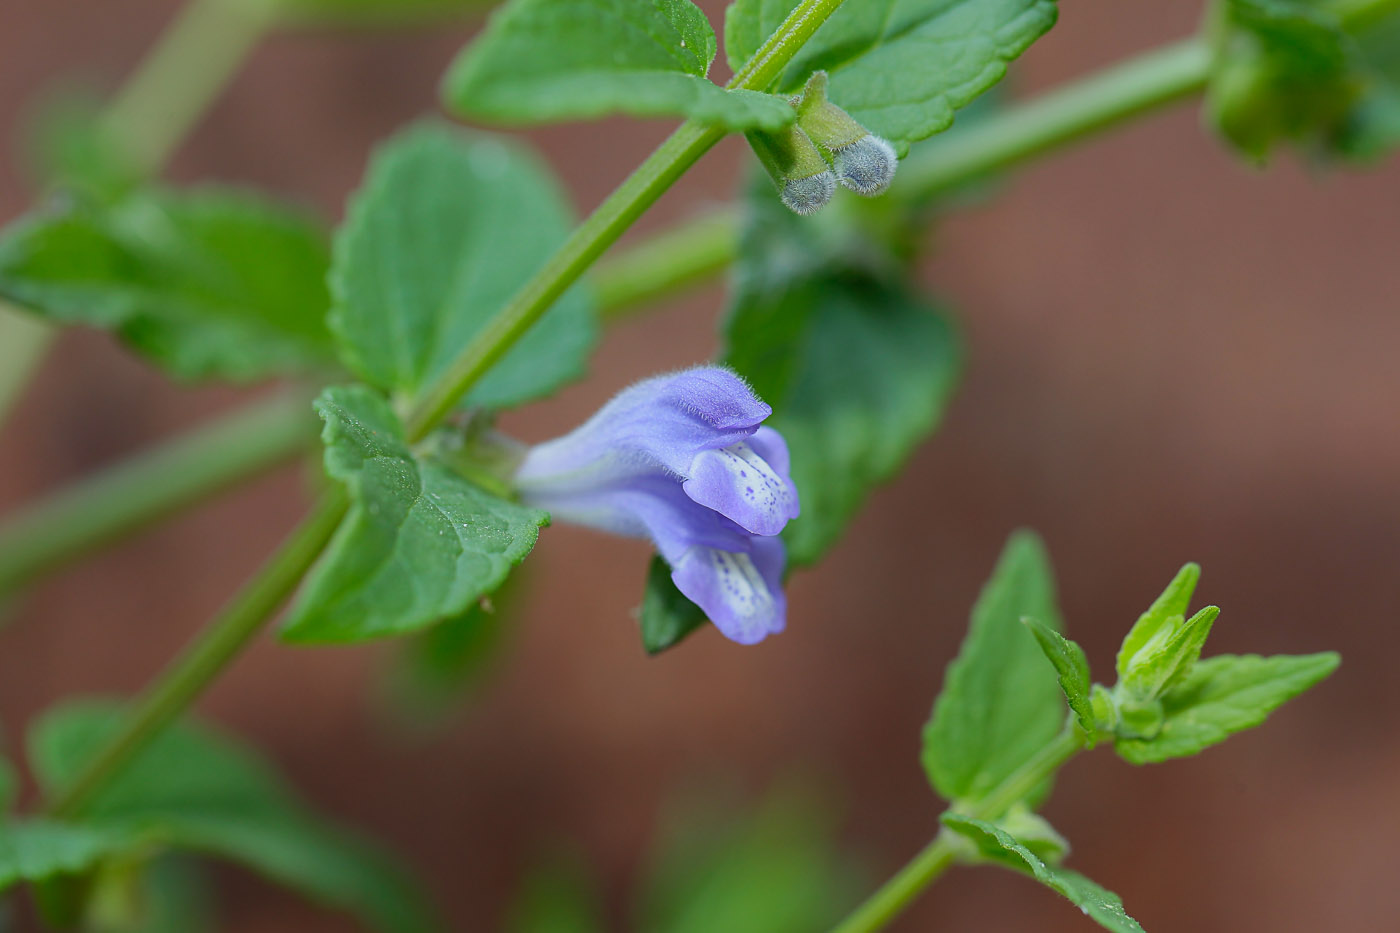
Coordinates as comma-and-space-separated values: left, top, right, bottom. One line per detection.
513, 367, 800, 645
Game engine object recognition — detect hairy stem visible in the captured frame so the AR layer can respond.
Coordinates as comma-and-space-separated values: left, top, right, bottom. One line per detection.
47, 491, 347, 819
830, 725, 1084, 933
0, 392, 314, 596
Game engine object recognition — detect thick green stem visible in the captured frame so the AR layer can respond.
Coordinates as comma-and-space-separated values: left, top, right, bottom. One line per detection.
100, 0, 270, 176
47, 491, 347, 819
830, 724, 1084, 933
0, 392, 314, 595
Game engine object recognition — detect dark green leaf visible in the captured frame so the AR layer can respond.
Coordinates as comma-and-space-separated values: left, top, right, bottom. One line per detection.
724, 0, 1058, 150
941, 814, 1146, 933
28, 702, 438, 933
330, 123, 596, 409
282, 385, 548, 643
272, 0, 492, 26
1116, 652, 1340, 764
922, 531, 1066, 806
637, 787, 860, 933
0, 186, 335, 382
442, 0, 794, 130
722, 187, 961, 567
639, 554, 708, 655
1024, 616, 1095, 745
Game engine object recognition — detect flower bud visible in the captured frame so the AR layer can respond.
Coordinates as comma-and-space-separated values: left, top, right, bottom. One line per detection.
794, 71, 898, 197
744, 125, 836, 216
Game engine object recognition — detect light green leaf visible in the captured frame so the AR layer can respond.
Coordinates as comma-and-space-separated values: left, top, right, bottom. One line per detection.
996, 803, 1070, 865
0, 820, 129, 890
331, 123, 596, 410
441, 0, 794, 130
1116, 563, 1200, 681
722, 187, 961, 567
1120, 605, 1219, 700
922, 531, 1066, 807
639, 554, 709, 655
1116, 652, 1339, 764
0, 186, 336, 382
282, 385, 548, 643
27, 702, 438, 933
941, 815, 1146, 933
637, 787, 860, 933
1024, 616, 1095, 745
724, 0, 1057, 150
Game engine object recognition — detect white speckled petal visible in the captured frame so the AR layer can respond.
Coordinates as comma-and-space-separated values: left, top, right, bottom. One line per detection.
683, 437, 799, 536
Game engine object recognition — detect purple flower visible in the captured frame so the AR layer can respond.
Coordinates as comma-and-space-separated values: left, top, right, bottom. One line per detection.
513, 367, 800, 644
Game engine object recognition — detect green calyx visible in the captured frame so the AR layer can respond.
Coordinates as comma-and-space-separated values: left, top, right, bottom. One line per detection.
745, 124, 836, 215
794, 71, 870, 153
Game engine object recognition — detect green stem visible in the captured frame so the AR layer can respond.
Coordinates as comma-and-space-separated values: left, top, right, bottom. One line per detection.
0, 306, 54, 427
47, 491, 347, 819
404, 0, 852, 439
0, 392, 315, 596
593, 208, 741, 319
100, 0, 270, 177
830, 724, 1084, 933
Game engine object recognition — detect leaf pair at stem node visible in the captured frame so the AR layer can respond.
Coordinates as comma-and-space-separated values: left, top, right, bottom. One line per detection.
746, 72, 898, 215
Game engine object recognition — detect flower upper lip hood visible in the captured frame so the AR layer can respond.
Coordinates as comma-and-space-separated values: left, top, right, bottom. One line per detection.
512, 367, 800, 645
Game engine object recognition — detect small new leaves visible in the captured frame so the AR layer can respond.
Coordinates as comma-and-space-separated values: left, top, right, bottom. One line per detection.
1024, 616, 1096, 745
441, 0, 794, 131
282, 386, 548, 643
331, 124, 595, 411
1116, 652, 1339, 764
922, 532, 1068, 807
941, 815, 1146, 933
1115, 563, 1217, 699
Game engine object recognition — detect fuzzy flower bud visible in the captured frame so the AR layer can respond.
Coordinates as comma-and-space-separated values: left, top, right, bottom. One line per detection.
794, 71, 898, 197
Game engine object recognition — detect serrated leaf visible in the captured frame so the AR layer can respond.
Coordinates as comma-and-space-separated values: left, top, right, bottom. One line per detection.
639, 554, 709, 655
1024, 616, 1095, 745
941, 815, 1145, 933
0, 186, 336, 382
922, 531, 1066, 807
1116, 563, 1200, 681
724, 0, 1057, 150
0, 820, 129, 890
441, 0, 795, 130
283, 385, 548, 643
331, 124, 596, 410
26, 702, 438, 932
1116, 652, 1339, 764
722, 187, 961, 567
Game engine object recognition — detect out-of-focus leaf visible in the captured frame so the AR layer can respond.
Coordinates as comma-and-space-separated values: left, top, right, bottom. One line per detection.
330, 123, 595, 409
638, 554, 709, 655
0, 187, 336, 382
505, 851, 605, 933
922, 532, 1066, 807
28, 702, 439, 933
0, 820, 129, 890
283, 386, 547, 643
23, 91, 141, 203
942, 815, 1145, 932
442, 0, 794, 130
1115, 652, 1340, 764
271, 0, 493, 26
724, 0, 1057, 151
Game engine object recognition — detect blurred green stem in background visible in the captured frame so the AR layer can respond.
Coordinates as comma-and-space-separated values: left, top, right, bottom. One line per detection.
830, 725, 1085, 933
0, 0, 271, 432
0, 391, 315, 597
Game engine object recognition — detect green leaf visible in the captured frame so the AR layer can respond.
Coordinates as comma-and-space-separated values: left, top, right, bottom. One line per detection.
1116, 563, 1200, 681
637, 787, 860, 933
1120, 605, 1220, 700
722, 187, 961, 567
23, 91, 141, 203
27, 702, 438, 933
724, 0, 1058, 150
271, 0, 492, 26
331, 123, 596, 410
1207, 0, 1400, 161
1116, 652, 1340, 764
941, 814, 1146, 933
441, 0, 795, 131
283, 385, 548, 643
1024, 616, 1096, 745
922, 531, 1066, 806
0, 820, 129, 890
506, 851, 605, 933
996, 803, 1070, 865
0, 755, 15, 815
639, 554, 709, 655
0, 186, 336, 382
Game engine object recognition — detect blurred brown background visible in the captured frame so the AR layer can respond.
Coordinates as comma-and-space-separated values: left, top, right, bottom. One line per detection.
2, 0, 1397, 930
